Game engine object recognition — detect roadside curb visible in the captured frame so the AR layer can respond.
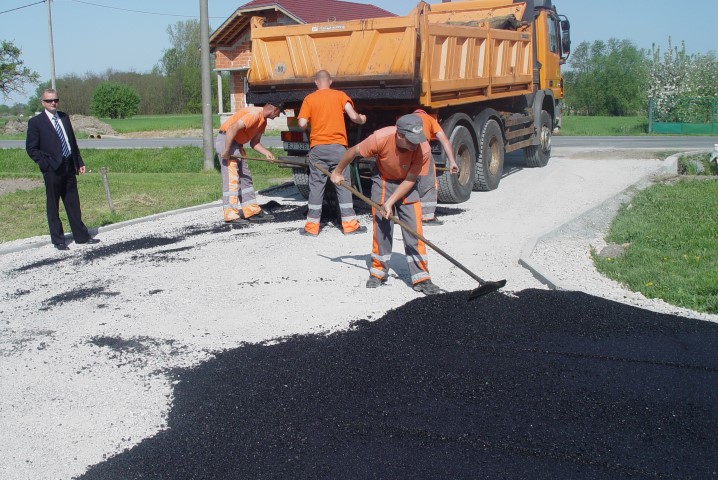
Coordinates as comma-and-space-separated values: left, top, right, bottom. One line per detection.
518, 154, 679, 290
0, 181, 296, 256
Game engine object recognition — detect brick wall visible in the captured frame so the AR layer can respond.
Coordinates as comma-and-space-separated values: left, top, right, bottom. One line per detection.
215, 10, 299, 112
230, 71, 247, 111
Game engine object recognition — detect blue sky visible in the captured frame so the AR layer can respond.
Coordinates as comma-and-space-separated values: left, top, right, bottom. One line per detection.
2, 0, 717, 105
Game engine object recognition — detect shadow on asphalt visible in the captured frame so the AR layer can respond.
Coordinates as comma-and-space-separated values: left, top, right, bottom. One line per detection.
79, 289, 718, 480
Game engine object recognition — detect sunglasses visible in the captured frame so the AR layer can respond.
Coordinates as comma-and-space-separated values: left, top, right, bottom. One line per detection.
42, 98, 60, 103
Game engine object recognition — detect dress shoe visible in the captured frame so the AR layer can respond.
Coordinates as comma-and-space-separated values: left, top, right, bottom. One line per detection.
76, 238, 100, 244
54, 243, 69, 251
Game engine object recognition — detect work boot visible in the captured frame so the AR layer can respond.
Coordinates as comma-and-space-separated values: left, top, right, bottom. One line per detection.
225, 218, 249, 227
423, 217, 444, 226
299, 228, 318, 237
413, 280, 441, 295
344, 225, 368, 236
247, 210, 275, 222
366, 276, 385, 288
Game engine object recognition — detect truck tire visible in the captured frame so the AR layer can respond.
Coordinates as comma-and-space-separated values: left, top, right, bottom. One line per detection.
474, 118, 504, 191
437, 125, 476, 204
524, 110, 552, 167
291, 167, 310, 199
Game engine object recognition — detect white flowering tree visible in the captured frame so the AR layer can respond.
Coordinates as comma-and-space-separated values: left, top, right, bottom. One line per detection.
648, 38, 718, 123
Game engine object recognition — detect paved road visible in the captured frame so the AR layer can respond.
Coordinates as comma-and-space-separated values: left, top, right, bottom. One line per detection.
2, 135, 717, 151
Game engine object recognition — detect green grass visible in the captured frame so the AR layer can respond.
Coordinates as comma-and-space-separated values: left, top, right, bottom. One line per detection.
102, 114, 222, 133
0, 147, 290, 242
593, 180, 718, 314
561, 116, 649, 136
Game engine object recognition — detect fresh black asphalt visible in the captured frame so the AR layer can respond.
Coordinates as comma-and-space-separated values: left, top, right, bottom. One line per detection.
78, 289, 718, 480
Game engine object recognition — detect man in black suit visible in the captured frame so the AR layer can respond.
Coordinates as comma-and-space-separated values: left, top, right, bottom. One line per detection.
26, 88, 99, 250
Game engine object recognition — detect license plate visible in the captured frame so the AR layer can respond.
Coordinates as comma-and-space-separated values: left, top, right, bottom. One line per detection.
430, 140, 442, 155
284, 142, 310, 152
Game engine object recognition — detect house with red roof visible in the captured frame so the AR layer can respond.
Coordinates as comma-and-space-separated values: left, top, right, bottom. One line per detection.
210, 0, 395, 114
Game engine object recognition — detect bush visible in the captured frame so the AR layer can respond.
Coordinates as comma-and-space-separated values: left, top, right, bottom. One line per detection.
678, 152, 718, 176
90, 82, 140, 119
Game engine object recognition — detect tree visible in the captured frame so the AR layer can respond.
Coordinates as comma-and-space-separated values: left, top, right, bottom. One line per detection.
90, 82, 140, 119
648, 39, 718, 123
563, 39, 648, 116
156, 20, 202, 113
0, 40, 39, 99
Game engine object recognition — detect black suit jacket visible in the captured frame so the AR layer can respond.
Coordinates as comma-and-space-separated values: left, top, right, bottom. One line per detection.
26, 110, 84, 173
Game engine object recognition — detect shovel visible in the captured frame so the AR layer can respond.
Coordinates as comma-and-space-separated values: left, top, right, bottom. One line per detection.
311, 162, 506, 300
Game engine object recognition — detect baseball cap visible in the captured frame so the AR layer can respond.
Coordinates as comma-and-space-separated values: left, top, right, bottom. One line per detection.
265, 100, 285, 111
396, 114, 427, 144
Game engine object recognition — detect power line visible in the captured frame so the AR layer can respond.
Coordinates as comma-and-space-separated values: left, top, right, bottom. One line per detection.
68, 0, 226, 19
0, 0, 45, 15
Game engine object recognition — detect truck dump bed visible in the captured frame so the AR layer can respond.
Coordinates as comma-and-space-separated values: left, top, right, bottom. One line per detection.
248, 1, 534, 108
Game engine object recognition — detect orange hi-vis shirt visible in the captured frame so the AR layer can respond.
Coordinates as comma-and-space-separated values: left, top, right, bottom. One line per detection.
220, 107, 267, 145
297, 89, 353, 148
357, 126, 430, 181
414, 111, 443, 141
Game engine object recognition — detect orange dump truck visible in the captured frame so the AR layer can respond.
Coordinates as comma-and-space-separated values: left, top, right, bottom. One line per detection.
247, 0, 570, 202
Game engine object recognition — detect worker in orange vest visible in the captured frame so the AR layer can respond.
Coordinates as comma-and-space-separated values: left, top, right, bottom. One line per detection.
215, 101, 283, 225
413, 109, 459, 225
331, 114, 441, 295
297, 70, 367, 236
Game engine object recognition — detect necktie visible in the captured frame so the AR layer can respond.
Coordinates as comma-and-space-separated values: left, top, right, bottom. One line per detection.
53, 115, 71, 158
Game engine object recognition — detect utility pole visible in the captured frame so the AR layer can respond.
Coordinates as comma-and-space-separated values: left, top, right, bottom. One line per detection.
199, 0, 214, 171
47, 0, 57, 89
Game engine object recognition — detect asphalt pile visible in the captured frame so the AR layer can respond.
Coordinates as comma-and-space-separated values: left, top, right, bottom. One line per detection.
78, 289, 718, 479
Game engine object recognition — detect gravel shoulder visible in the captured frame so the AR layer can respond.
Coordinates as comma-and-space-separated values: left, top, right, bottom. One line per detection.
1, 151, 714, 479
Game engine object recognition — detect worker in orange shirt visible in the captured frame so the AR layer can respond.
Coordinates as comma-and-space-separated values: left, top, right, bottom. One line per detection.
297, 70, 367, 236
413, 109, 459, 225
331, 114, 441, 295
215, 101, 284, 225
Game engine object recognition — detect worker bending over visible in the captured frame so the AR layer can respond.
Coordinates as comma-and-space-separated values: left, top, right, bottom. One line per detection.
331, 114, 441, 295
413, 109, 459, 225
216, 101, 283, 225
297, 70, 367, 236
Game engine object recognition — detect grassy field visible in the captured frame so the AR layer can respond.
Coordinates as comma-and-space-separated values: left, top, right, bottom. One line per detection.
0, 147, 290, 242
102, 114, 222, 133
560, 116, 648, 136
4, 113, 715, 138
593, 179, 718, 314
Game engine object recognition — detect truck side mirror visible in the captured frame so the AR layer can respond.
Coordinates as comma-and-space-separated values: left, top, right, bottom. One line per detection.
559, 16, 571, 61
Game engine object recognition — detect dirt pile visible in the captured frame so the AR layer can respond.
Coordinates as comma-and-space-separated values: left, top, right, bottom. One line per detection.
0, 178, 42, 196
2, 119, 27, 134
69, 115, 117, 137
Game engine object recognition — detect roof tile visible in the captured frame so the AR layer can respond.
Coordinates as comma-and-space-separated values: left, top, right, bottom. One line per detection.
237, 0, 395, 23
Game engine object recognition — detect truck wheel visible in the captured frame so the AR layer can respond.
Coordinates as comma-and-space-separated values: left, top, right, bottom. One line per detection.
474, 119, 504, 191
524, 110, 552, 167
437, 125, 476, 203
291, 167, 310, 199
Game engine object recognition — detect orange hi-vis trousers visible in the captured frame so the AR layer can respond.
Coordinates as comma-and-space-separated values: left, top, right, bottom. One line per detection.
369, 176, 431, 286
304, 144, 360, 235
215, 134, 261, 222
